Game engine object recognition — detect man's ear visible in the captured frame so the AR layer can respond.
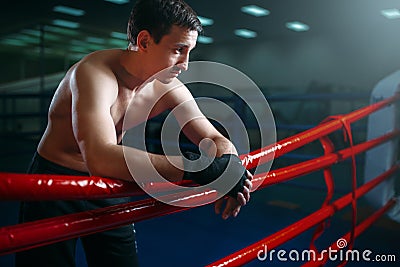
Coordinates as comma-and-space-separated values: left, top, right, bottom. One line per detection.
136, 30, 152, 51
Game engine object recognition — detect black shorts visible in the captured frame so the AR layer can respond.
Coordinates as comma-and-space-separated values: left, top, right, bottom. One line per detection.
15, 152, 139, 267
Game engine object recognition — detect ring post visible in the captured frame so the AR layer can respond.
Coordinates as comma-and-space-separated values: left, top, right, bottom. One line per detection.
364, 70, 400, 222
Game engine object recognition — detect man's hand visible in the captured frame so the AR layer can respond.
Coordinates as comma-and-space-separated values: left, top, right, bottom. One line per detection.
215, 170, 252, 219
182, 152, 253, 219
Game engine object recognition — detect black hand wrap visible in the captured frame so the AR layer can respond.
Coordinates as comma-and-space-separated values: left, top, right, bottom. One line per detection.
182, 152, 248, 198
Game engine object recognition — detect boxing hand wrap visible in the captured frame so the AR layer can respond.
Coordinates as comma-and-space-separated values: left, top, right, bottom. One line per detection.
182, 152, 248, 198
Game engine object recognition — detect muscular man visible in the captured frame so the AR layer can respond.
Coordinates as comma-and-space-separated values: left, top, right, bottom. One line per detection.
16, 0, 252, 266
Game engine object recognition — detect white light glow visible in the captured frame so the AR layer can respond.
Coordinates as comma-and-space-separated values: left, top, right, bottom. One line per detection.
0, 39, 27, 46
110, 32, 127, 40
21, 29, 41, 37
109, 39, 128, 47
286, 21, 310, 32
198, 16, 214, 26
197, 36, 213, 44
44, 26, 79, 36
234, 29, 257, 39
52, 19, 80, 29
381, 8, 400, 19
104, 0, 130, 4
241, 5, 270, 17
53, 5, 85, 16
87, 37, 106, 44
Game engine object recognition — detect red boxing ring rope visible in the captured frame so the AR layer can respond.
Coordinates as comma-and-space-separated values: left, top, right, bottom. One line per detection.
206, 164, 399, 267
1, 129, 398, 202
240, 94, 400, 169
1, 94, 399, 201
0, 172, 191, 201
0, 128, 397, 255
302, 199, 396, 267
0, 93, 399, 265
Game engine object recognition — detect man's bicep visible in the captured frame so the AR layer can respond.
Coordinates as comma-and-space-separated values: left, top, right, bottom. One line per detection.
72, 103, 117, 148
166, 82, 231, 152
71, 64, 118, 150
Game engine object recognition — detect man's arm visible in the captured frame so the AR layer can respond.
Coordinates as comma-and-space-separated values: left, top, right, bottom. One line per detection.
70, 61, 183, 182
159, 81, 235, 157
163, 81, 252, 219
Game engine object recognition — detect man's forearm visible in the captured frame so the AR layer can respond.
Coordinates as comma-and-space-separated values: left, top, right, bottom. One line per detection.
199, 135, 237, 157
86, 144, 184, 183
122, 146, 184, 183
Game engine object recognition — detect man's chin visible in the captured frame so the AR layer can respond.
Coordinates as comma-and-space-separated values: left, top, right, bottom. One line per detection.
152, 68, 181, 84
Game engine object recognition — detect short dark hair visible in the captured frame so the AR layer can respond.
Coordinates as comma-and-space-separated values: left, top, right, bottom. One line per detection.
127, 0, 203, 45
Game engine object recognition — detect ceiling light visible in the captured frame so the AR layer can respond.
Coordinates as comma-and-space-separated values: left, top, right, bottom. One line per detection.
87, 44, 106, 51
33, 47, 55, 54
7, 32, 60, 42
10, 34, 38, 44
197, 36, 213, 44
41, 33, 61, 41
104, 0, 130, 4
241, 5, 270, 17
381, 8, 400, 19
234, 29, 257, 39
70, 46, 89, 53
286, 21, 310, 32
70, 42, 103, 51
71, 40, 87, 46
44, 26, 79, 36
109, 39, 128, 47
52, 19, 80, 29
70, 53, 87, 60
110, 32, 127, 40
87, 37, 106, 44
0, 38, 27, 46
53, 5, 85, 16
21, 29, 41, 37
198, 16, 214, 26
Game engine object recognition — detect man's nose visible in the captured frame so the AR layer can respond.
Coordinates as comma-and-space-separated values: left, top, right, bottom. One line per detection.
176, 54, 189, 71
176, 62, 188, 71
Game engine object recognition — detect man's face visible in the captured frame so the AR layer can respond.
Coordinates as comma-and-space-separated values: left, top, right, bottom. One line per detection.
145, 25, 198, 83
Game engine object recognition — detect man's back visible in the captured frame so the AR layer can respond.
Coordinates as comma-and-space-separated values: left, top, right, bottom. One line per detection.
37, 49, 133, 173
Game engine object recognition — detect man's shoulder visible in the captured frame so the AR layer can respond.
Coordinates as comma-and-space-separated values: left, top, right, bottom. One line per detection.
77, 49, 121, 69
71, 49, 123, 81
65, 50, 122, 97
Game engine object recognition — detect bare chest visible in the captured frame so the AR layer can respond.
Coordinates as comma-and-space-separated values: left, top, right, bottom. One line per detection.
110, 88, 134, 138
118, 84, 169, 133
110, 84, 167, 139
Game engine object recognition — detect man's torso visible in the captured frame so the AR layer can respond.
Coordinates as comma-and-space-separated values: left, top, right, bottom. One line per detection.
37, 49, 175, 173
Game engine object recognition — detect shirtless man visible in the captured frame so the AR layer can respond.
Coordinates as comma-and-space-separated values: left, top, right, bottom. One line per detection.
15, 1, 252, 266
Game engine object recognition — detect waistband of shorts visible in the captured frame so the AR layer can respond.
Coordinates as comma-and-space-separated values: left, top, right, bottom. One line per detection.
34, 152, 90, 176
